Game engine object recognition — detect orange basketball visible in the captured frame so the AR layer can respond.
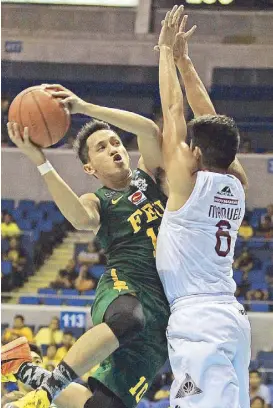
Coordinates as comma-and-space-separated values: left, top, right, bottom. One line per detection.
8, 85, 71, 147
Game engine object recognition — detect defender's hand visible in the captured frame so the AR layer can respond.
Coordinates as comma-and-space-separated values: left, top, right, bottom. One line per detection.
173, 15, 197, 64
157, 5, 184, 50
43, 84, 86, 115
7, 123, 46, 166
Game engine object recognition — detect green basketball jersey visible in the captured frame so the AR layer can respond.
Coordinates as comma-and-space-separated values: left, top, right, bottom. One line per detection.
94, 168, 167, 297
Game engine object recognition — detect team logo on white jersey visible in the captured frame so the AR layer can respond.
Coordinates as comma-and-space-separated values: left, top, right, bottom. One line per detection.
217, 185, 234, 197
175, 373, 203, 399
215, 185, 238, 205
128, 190, 147, 206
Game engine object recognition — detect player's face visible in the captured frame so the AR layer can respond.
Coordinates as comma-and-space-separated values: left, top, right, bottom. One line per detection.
84, 130, 130, 180
31, 351, 43, 367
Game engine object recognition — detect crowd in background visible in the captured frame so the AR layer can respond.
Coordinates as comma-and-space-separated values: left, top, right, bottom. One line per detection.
234, 204, 273, 309
2, 96, 273, 153
1, 212, 28, 291
50, 239, 106, 292
1, 315, 273, 407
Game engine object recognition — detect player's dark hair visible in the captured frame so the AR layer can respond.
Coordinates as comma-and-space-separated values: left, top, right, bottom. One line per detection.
29, 343, 43, 360
74, 120, 111, 164
188, 115, 240, 170
14, 314, 24, 322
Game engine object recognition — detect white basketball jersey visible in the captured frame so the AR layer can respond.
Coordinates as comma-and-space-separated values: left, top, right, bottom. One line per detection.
156, 171, 245, 305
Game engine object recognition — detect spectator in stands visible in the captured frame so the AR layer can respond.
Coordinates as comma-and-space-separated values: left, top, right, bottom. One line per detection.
2, 315, 34, 344
43, 344, 59, 367
246, 289, 268, 305
261, 204, 273, 225
35, 317, 63, 347
1, 214, 21, 238
1, 343, 43, 406
74, 264, 97, 292
77, 240, 105, 266
240, 138, 252, 153
238, 216, 254, 240
2, 238, 27, 287
233, 248, 254, 280
256, 216, 273, 238
55, 331, 74, 361
50, 260, 78, 289
251, 397, 266, 408
1, 97, 10, 145
249, 370, 271, 408
265, 266, 273, 312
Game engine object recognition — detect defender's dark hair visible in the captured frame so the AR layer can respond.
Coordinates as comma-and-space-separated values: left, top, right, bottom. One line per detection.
29, 343, 43, 360
74, 120, 111, 164
188, 115, 240, 170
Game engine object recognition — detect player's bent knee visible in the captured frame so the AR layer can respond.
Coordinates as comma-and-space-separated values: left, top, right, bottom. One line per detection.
104, 294, 146, 346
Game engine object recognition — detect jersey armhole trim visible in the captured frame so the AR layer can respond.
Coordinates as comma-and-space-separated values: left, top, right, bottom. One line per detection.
165, 171, 205, 218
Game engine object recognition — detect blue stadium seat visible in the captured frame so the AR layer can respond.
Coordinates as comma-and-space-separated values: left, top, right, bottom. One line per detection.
2, 199, 15, 213
1, 238, 10, 253
136, 400, 150, 408
17, 219, 32, 231
1, 261, 12, 276
81, 290, 96, 297
37, 201, 56, 211
246, 240, 266, 250
60, 289, 79, 296
151, 400, 170, 408
43, 298, 63, 306
1, 323, 9, 335
90, 265, 106, 279
18, 200, 36, 210
37, 220, 53, 233
248, 270, 266, 285
233, 270, 243, 285
11, 208, 24, 221
251, 282, 268, 291
250, 303, 269, 312
38, 288, 58, 295
50, 211, 65, 224
256, 351, 273, 368
67, 327, 85, 339
19, 297, 39, 305
65, 299, 88, 307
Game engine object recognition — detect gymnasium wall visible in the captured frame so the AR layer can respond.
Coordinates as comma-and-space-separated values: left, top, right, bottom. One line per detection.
2, 148, 273, 208
2, 6, 273, 87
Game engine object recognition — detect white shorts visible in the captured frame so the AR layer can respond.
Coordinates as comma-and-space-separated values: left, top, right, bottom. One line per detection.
167, 295, 251, 408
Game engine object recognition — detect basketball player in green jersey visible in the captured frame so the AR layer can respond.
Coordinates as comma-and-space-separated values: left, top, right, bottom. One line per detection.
4, 59, 174, 408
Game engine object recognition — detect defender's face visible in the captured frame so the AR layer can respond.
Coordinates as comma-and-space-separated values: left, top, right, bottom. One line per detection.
85, 130, 130, 179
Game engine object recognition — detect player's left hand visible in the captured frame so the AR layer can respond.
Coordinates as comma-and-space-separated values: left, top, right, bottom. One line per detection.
173, 15, 197, 64
42, 84, 86, 115
156, 5, 184, 50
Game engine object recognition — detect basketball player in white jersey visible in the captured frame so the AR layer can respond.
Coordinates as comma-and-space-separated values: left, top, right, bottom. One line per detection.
155, 6, 251, 408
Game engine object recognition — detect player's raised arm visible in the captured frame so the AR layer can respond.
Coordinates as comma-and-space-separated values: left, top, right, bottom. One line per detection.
7, 123, 100, 231
174, 18, 248, 190
158, 6, 187, 154
174, 16, 214, 117
45, 84, 163, 175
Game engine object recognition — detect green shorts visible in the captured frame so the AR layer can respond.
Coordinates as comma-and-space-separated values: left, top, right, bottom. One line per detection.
89, 269, 169, 408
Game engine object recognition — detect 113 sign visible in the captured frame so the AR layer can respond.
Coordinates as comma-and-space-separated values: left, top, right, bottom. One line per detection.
186, 0, 234, 4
